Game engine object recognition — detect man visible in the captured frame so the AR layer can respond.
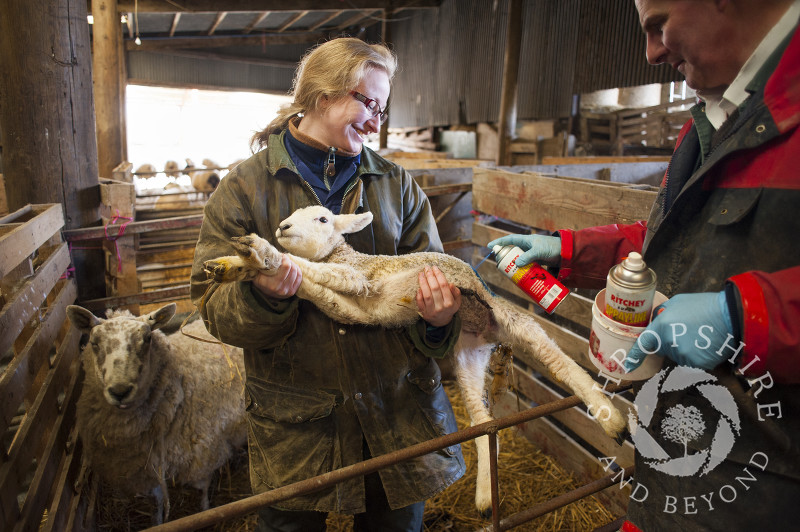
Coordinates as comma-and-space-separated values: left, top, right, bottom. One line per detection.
490, 0, 800, 529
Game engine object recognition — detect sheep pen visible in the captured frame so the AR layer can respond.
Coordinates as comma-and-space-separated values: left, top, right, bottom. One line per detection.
202, 205, 627, 515
66, 303, 248, 525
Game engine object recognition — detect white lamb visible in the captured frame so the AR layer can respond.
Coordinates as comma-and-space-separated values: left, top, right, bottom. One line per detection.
202, 205, 627, 515
185, 158, 221, 193
66, 303, 247, 524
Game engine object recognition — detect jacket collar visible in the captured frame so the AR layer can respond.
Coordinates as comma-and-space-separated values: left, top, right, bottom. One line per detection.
265, 128, 396, 179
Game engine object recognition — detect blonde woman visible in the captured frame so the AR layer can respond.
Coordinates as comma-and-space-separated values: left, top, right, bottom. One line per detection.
191, 38, 464, 531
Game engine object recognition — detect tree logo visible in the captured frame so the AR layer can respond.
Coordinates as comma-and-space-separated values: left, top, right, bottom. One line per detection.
629, 366, 741, 477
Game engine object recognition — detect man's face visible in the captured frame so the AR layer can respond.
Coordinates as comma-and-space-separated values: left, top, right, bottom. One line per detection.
635, 0, 743, 92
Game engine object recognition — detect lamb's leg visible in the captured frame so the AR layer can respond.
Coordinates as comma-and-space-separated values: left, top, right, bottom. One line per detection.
152, 484, 166, 525
453, 333, 497, 517
203, 234, 283, 283
493, 301, 627, 438
290, 255, 373, 295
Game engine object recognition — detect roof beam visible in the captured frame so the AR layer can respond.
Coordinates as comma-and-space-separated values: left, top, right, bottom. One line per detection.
335, 9, 381, 31
206, 11, 227, 35
307, 11, 339, 32
125, 31, 325, 51
112, 1, 439, 12
242, 11, 270, 34
276, 10, 309, 33
168, 13, 181, 36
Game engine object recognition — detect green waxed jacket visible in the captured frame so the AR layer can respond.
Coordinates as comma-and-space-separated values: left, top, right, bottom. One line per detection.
189, 130, 465, 513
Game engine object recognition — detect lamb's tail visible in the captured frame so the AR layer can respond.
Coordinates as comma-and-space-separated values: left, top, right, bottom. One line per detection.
488, 297, 628, 439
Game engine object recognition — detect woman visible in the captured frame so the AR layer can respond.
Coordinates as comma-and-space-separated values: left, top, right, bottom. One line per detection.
190, 38, 465, 531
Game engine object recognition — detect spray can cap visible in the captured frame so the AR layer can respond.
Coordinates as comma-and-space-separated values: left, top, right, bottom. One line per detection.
611, 252, 656, 288
492, 245, 504, 255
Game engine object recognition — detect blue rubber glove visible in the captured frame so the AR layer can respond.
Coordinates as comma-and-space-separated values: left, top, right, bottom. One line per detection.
624, 291, 738, 372
487, 234, 562, 267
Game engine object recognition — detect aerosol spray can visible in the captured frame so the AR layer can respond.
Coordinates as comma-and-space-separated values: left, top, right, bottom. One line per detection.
604, 252, 657, 326
492, 245, 569, 314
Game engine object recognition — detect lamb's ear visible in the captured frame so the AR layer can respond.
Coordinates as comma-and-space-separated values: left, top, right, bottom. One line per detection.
66, 305, 103, 333
144, 303, 177, 331
334, 211, 373, 235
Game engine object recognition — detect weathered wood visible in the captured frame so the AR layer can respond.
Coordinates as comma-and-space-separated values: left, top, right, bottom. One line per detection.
510, 363, 635, 466
42, 427, 85, 532
541, 156, 670, 165
493, 392, 631, 516
0, 324, 81, 531
78, 284, 191, 312
61, 214, 204, 241
92, 0, 126, 179
0, 204, 65, 278
125, 31, 325, 51
472, 167, 658, 231
0, 0, 103, 300
0, 279, 77, 441
0, 243, 71, 357
16, 331, 82, 532
112, 0, 440, 12
496, 0, 523, 166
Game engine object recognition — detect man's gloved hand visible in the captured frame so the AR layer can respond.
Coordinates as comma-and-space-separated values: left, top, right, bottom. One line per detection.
487, 234, 562, 267
624, 291, 738, 372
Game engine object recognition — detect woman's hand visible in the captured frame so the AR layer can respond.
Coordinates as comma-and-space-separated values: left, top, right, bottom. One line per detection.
252, 254, 303, 299
417, 266, 462, 327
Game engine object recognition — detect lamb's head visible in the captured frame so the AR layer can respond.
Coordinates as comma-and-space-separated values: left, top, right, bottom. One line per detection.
66, 303, 176, 409
275, 205, 373, 260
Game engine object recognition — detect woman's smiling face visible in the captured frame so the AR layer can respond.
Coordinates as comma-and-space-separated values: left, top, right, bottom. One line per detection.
301, 67, 391, 153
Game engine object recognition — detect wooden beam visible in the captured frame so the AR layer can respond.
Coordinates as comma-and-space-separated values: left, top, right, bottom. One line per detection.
147, 49, 296, 68
112, 1, 441, 12
496, 0, 523, 166
92, 0, 126, 179
276, 10, 309, 32
242, 11, 270, 34
307, 10, 340, 32
125, 31, 325, 50
206, 11, 227, 35
169, 12, 181, 36
335, 9, 381, 31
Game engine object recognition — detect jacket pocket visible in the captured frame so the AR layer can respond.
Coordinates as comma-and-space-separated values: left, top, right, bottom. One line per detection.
245, 378, 338, 486
406, 357, 460, 456
708, 187, 761, 225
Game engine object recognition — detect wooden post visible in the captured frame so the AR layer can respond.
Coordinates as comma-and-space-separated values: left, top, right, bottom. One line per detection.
496, 0, 524, 167
0, 0, 105, 300
380, 7, 393, 150
92, 0, 127, 179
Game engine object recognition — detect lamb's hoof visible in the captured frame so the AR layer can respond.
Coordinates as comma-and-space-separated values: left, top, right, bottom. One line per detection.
203, 259, 237, 283
614, 427, 631, 446
231, 236, 257, 258
478, 506, 492, 520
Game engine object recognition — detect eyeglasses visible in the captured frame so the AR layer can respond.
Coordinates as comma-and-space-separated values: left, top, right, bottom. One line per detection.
350, 91, 388, 124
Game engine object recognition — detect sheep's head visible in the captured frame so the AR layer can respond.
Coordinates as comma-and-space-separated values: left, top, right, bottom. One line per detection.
67, 303, 176, 409
276, 206, 373, 260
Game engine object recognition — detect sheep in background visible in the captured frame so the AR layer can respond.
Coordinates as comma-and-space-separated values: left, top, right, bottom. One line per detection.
67, 303, 247, 525
135, 163, 158, 180
203, 205, 627, 515
164, 160, 181, 178
185, 158, 221, 193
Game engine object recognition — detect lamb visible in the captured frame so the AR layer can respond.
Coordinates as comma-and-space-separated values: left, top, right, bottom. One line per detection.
66, 303, 247, 524
164, 160, 181, 178
202, 205, 627, 515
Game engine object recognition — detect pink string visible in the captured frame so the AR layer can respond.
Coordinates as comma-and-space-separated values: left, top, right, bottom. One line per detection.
104, 210, 134, 273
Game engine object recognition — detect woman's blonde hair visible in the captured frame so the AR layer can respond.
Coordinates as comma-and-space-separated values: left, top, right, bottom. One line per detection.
251, 38, 397, 150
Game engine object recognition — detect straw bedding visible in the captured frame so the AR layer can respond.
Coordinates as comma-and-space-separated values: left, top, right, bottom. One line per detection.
93, 382, 615, 531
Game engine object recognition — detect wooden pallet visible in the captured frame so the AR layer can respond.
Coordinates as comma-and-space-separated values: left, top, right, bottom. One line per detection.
0, 203, 88, 532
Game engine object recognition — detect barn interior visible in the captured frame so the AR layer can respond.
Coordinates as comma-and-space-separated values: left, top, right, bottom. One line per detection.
0, 1, 697, 530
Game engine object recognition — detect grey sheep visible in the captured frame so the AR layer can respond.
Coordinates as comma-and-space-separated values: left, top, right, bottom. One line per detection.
67, 303, 247, 524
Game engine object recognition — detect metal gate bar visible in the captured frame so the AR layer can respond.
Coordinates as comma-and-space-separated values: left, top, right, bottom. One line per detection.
146, 383, 630, 532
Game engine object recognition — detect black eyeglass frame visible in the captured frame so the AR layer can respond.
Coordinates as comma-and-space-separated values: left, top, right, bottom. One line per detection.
350, 91, 388, 124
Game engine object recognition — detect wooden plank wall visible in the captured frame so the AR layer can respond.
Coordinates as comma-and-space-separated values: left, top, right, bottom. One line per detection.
0, 204, 88, 532
471, 166, 660, 516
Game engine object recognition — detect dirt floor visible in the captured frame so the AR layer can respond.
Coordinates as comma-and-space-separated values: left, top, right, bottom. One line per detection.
93, 382, 617, 531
